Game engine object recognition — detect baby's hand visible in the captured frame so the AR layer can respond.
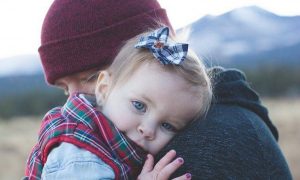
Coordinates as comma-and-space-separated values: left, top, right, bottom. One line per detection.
137, 150, 191, 180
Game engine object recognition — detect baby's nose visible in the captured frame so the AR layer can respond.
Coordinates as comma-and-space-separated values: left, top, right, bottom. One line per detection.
138, 125, 155, 140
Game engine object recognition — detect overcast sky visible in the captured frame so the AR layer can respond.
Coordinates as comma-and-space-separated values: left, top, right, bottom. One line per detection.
0, 0, 299, 59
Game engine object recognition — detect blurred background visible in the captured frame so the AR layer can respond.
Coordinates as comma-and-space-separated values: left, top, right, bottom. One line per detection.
0, 0, 299, 179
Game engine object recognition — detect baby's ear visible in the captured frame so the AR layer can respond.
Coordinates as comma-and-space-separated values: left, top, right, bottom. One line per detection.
95, 71, 111, 106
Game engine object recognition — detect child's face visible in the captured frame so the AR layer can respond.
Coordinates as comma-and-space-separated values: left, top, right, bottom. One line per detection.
101, 62, 203, 155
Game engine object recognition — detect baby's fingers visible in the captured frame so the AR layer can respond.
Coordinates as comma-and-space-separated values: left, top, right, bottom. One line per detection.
172, 173, 192, 180
153, 149, 177, 172
140, 154, 154, 174
157, 157, 185, 179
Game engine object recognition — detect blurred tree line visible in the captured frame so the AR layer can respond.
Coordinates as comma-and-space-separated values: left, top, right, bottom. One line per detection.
0, 65, 299, 119
0, 89, 66, 119
242, 65, 300, 97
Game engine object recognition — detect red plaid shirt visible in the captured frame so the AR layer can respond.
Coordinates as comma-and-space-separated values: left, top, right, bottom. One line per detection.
25, 93, 146, 180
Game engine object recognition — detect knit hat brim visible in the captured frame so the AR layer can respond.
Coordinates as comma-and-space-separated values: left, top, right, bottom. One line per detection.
39, 8, 172, 85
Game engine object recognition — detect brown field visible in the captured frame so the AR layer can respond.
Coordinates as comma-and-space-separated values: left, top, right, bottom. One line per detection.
0, 98, 299, 179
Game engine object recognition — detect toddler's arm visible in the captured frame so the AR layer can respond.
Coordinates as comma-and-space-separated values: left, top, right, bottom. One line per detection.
42, 142, 115, 179
137, 150, 191, 180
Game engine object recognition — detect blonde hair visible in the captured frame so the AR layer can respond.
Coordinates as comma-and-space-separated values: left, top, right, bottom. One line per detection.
97, 27, 212, 120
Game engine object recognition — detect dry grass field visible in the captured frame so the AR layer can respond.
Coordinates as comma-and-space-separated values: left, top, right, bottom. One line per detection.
0, 98, 299, 179
263, 98, 300, 179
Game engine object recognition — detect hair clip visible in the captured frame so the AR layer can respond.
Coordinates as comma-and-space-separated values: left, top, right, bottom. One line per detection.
135, 27, 188, 65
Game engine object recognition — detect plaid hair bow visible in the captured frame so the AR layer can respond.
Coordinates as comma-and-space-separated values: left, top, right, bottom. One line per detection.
134, 27, 188, 65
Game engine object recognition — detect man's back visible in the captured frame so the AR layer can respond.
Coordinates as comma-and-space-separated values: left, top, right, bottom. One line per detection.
159, 67, 292, 179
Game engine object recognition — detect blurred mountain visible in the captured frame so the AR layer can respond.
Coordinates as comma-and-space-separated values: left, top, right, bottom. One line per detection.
0, 55, 47, 99
0, 74, 48, 97
0, 54, 42, 77
184, 5, 300, 67
0, 6, 299, 77
0, 5, 299, 110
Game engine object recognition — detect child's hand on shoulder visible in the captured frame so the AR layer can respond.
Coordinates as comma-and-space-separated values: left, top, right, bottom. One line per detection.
137, 150, 192, 180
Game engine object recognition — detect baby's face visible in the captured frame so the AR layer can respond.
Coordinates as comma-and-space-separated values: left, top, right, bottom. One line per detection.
102, 62, 203, 155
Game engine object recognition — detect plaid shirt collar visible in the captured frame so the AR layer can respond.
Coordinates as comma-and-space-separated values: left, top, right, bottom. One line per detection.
62, 93, 147, 177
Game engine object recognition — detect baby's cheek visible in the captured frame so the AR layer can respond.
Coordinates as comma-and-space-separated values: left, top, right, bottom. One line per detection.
111, 116, 128, 131
105, 104, 133, 131
153, 132, 175, 153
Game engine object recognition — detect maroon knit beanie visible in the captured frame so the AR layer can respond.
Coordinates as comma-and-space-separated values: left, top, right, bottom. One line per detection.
39, 0, 173, 85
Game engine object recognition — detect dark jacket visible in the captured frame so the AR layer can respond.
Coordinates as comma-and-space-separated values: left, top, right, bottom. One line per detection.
158, 67, 292, 179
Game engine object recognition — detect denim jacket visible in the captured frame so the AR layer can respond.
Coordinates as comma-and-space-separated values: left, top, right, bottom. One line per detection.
25, 93, 145, 179
42, 142, 115, 179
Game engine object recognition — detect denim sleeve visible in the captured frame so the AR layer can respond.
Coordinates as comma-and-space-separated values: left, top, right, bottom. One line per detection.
42, 142, 115, 180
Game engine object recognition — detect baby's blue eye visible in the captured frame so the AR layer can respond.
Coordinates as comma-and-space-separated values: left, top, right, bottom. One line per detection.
132, 101, 146, 113
161, 123, 177, 132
